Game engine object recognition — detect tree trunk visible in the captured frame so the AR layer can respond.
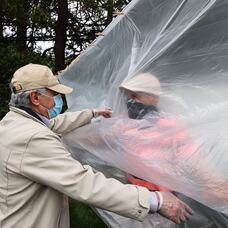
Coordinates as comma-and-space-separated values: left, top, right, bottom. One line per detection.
0, 1, 5, 42
106, 0, 114, 26
54, 0, 68, 72
16, 0, 29, 51
0, 14, 3, 42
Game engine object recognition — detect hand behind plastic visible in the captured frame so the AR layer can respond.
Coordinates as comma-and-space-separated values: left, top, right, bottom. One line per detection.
93, 108, 112, 118
158, 192, 193, 224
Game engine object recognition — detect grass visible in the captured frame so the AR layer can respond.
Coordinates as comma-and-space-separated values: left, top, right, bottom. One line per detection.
69, 199, 108, 228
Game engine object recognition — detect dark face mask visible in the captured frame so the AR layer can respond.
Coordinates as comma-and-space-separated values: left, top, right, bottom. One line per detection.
127, 99, 158, 119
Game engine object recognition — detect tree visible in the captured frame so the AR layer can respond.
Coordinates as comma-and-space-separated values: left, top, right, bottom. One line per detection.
16, 0, 30, 51
54, 0, 68, 72
0, 44, 54, 119
1, 0, 132, 70
0, 1, 4, 41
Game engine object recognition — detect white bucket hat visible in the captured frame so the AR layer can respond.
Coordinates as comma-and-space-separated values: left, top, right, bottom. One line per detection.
119, 73, 160, 96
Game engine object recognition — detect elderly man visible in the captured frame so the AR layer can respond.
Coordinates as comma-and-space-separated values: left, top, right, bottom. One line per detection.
0, 64, 192, 228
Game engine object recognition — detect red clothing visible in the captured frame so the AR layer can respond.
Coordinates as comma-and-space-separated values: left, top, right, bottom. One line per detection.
124, 117, 196, 192
127, 174, 169, 192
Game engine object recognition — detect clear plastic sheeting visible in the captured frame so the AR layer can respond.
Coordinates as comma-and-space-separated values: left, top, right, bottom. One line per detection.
60, 0, 228, 227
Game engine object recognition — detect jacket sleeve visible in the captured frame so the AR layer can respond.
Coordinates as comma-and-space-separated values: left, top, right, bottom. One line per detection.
20, 130, 150, 221
49, 109, 93, 135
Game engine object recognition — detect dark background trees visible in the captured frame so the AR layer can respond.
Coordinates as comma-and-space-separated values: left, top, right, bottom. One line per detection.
0, 0, 131, 227
0, 0, 132, 118
0, 0, 132, 70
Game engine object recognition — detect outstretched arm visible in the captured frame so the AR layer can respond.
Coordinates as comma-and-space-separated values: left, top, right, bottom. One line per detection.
50, 108, 112, 134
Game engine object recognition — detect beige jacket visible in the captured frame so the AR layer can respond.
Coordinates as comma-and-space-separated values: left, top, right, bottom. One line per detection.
0, 107, 150, 228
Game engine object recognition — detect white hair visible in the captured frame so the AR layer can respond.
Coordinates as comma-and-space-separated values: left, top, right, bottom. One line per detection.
9, 88, 47, 108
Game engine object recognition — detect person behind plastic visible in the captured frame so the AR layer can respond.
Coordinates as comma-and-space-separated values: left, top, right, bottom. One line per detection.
120, 72, 170, 191
119, 73, 180, 228
119, 73, 228, 227
0, 64, 192, 228
94, 73, 190, 228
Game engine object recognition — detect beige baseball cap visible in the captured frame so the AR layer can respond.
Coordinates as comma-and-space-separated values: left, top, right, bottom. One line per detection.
11, 63, 73, 94
119, 73, 160, 96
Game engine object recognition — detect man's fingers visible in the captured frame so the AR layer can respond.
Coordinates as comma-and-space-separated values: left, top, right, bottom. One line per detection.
103, 111, 112, 118
182, 210, 191, 220
172, 217, 181, 224
179, 211, 187, 222
180, 203, 192, 220
158, 192, 193, 224
172, 209, 188, 224
179, 203, 192, 222
95, 110, 112, 118
184, 204, 193, 215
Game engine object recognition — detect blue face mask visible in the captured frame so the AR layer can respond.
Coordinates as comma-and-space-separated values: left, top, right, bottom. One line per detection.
40, 93, 63, 119
47, 94, 63, 118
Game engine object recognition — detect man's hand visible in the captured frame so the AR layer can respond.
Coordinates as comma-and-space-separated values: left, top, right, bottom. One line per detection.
158, 192, 193, 224
92, 108, 112, 118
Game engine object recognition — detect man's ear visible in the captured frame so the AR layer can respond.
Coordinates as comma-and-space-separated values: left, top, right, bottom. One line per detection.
29, 91, 40, 106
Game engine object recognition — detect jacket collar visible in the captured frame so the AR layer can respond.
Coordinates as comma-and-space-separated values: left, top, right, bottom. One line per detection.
19, 106, 44, 123
9, 106, 48, 128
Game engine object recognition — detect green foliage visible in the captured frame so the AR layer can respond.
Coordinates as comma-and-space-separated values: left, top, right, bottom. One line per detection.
69, 199, 108, 228
30, 5, 54, 27
0, 44, 54, 119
